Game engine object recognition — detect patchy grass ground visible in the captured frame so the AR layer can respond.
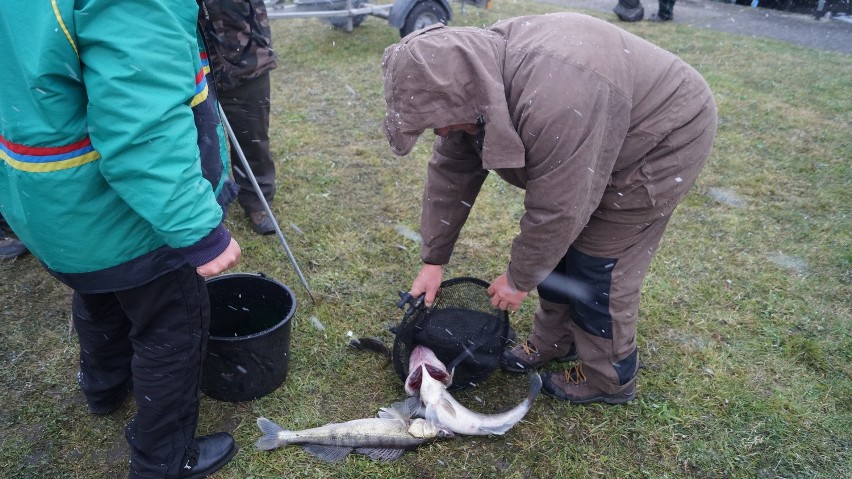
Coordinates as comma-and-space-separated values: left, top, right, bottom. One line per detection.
1, 2, 850, 478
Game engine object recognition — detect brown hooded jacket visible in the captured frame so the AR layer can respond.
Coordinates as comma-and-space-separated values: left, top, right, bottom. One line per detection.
382, 13, 716, 292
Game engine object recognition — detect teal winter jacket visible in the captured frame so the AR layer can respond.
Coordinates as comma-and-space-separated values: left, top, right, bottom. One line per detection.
0, 0, 234, 292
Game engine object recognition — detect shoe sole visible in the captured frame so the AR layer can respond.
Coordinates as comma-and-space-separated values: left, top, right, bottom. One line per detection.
540, 376, 636, 404
250, 222, 276, 235
554, 391, 636, 405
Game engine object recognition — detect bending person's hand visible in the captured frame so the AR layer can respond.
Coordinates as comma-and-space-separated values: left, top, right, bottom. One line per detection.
487, 272, 528, 313
410, 263, 443, 307
196, 238, 241, 277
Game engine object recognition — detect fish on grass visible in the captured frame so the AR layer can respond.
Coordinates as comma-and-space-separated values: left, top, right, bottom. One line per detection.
348, 336, 392, 361
418, 357, 543, 436
255, 400, 454, 462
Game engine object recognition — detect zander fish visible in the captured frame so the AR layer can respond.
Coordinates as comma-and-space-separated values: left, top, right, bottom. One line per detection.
255, 400, 453, 462
418, 362, 542, 436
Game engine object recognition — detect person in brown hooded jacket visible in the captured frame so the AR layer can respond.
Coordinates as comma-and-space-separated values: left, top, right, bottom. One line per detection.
382, 13, 716, 404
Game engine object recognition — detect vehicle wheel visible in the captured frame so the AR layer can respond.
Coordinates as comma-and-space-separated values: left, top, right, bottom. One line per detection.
328, 0, 367, 31
399, 1, 449, 38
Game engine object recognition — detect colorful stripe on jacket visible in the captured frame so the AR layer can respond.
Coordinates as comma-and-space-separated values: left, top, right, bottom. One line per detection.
191, 64, 210, 108
0, 134, 100, 172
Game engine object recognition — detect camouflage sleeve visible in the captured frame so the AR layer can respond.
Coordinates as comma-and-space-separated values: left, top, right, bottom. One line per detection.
198, 0, 277, 91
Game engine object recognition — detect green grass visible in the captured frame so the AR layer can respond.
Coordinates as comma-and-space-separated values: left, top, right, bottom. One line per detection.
1, 2, 850, 478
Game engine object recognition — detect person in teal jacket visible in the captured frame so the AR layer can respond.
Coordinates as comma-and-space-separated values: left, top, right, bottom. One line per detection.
1, 2, 241, 478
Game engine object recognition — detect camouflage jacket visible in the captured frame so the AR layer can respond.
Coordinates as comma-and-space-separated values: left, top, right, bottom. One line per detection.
198, 0, 277, 91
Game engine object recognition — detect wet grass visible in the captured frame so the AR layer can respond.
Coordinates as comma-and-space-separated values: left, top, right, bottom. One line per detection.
1, 1, 850, 478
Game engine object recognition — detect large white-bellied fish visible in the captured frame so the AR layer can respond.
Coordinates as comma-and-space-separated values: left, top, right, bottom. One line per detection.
418, 360, 542, 436
255, 399, 454, 462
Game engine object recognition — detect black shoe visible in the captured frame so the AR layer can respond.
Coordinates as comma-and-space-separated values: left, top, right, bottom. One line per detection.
177, 433, 238, 479
248, 211, 276, 235
0, 232, 28, 260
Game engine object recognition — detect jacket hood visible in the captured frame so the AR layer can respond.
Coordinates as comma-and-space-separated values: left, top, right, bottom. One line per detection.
381, 23, 526, 168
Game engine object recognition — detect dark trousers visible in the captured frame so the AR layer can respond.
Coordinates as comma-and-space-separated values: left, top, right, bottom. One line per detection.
658, 0, 676, 19
218, 73, 276, 215
73, 265, 210, 479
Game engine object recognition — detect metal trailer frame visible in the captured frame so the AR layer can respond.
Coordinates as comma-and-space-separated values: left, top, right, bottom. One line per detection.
265, 0, 490, 37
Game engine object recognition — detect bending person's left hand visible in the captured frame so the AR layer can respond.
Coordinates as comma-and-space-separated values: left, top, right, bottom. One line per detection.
487, 272, 528, 313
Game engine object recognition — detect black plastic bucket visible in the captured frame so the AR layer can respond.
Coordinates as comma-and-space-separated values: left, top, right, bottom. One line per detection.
201, 273, 296, 402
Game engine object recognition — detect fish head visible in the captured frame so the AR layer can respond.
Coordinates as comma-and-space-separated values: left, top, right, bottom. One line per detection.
408, 418, 455, 439
417, 363, 447, 407
405, 345, 452, 395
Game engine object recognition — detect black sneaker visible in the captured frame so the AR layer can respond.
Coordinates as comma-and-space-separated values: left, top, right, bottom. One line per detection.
501, 339, 578, 373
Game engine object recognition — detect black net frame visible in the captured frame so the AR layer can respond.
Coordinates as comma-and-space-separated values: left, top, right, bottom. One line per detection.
392, 277, 510, 391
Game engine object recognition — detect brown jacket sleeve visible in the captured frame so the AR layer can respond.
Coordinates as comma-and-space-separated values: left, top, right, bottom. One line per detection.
420, 133, 489, 265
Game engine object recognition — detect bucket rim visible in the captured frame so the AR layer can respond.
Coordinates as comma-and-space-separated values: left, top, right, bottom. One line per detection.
205, 273, 297, 342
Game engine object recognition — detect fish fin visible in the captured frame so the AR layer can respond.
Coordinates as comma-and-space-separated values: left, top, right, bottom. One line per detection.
478, 424, 514, 435
355, 447, 407, 461
424, 404, 438, 425
379, 396, 426, 422
438, 397, 457, 418
401, 395, 426, 418
377, 401, 410, 424
254, 417, 286, 451
301, 444, 353, 462
424, 397, 456, 425
528, 372, 543, 401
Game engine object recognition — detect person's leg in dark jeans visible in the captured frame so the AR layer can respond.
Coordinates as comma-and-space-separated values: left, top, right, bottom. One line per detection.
655, 0, 676, 20
73, 293, 133, 415
218, 73, 277, 235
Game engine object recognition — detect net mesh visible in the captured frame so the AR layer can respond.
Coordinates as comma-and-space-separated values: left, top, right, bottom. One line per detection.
392, 277, 510, 390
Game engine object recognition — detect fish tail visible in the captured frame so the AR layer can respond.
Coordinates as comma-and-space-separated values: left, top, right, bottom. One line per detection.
255, 417, 289, 451
478, 373, 543, 435
528, 372, 543, 402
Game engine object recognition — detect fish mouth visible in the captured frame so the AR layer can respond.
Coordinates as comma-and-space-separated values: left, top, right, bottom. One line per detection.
405, 363, 451, 394
405, 345, 452, 395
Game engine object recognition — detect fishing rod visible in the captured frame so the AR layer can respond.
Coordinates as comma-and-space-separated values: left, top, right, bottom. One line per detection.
217, 104, 317, 305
